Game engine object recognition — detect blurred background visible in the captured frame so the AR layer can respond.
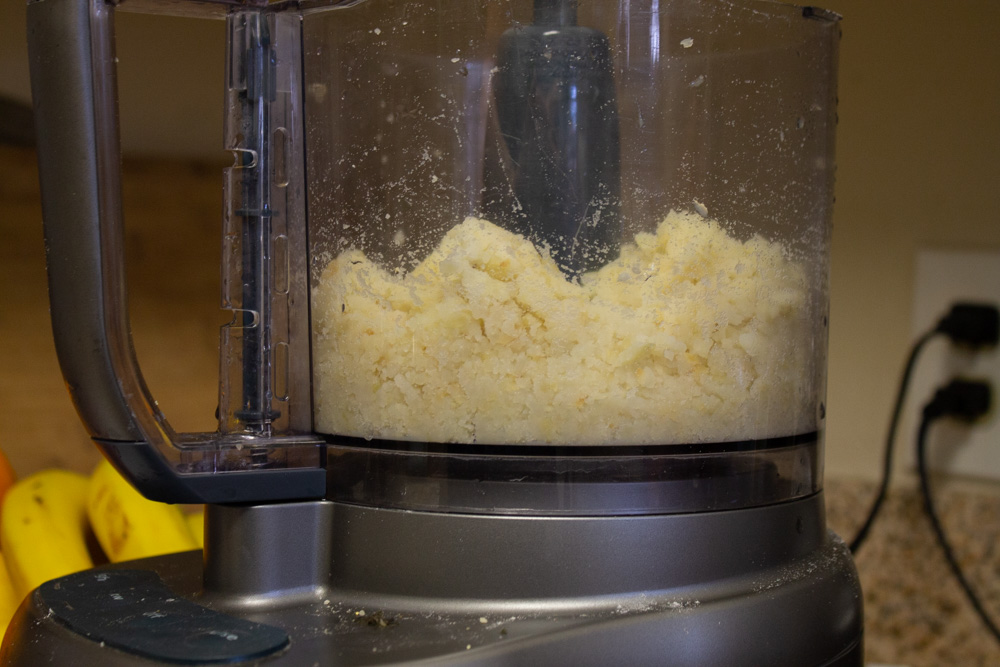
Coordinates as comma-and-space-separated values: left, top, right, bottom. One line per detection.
0, 1, 998, 664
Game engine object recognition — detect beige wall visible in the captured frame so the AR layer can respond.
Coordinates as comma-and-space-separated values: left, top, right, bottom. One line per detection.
2, 1, 999, 481
0, 3, 225, 158
820, 0, 1000, 478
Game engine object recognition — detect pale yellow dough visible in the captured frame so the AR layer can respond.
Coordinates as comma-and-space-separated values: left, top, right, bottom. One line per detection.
311, 212, 816, 445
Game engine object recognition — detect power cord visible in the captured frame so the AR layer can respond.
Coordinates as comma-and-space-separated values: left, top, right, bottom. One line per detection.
918, 379, 1000, 644
849, 303, 999, 554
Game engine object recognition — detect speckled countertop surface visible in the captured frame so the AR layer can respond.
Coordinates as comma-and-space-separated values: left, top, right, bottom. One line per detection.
826, 477, 1000, 666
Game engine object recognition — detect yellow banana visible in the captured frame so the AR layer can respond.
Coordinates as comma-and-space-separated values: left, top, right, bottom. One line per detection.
87, 459, 198, 562
0, 470, 93, 596
186, 508, 205, 549
0, 555, 20, 643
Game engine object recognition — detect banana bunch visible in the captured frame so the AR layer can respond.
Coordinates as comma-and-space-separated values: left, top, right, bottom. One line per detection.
1, 462, 203, 594
0, 469, 93, 596
87, 459, 200, 563
0, 557, 19, 643
0, 459, 205, 640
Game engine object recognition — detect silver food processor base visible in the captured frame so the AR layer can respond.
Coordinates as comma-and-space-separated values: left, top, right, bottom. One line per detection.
1, 493, 862, 666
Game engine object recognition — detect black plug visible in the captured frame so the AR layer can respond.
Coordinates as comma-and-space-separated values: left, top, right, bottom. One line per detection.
849, 303, 996, 555
922, 379, 991, 422
918, 378, 1000, 644
935, 303, 1000, 349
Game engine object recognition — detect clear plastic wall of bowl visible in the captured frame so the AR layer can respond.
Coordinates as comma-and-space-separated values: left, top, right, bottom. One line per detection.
303, 0, 840, 453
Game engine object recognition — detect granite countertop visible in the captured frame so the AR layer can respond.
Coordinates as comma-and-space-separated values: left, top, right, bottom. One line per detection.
826, 477, 1000, 666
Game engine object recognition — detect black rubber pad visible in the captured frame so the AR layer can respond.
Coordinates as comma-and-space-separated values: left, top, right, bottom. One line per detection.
38, 569, 289, 664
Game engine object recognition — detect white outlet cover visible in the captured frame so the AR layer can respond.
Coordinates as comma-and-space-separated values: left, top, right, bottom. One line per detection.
906, 249, 1000, 481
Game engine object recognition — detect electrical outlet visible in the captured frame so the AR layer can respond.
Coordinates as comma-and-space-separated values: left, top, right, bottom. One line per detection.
906, 249, 1000, 481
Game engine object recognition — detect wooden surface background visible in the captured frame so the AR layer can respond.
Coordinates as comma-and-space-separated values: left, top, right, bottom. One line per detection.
0, 146, 223, 475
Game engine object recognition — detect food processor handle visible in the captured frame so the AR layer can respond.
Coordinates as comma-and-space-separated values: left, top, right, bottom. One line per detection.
27, 0, 137, 442
25, 0, 325, 503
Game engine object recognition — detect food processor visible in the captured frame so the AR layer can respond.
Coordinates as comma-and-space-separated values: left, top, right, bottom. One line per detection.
7, 0, 862, 664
